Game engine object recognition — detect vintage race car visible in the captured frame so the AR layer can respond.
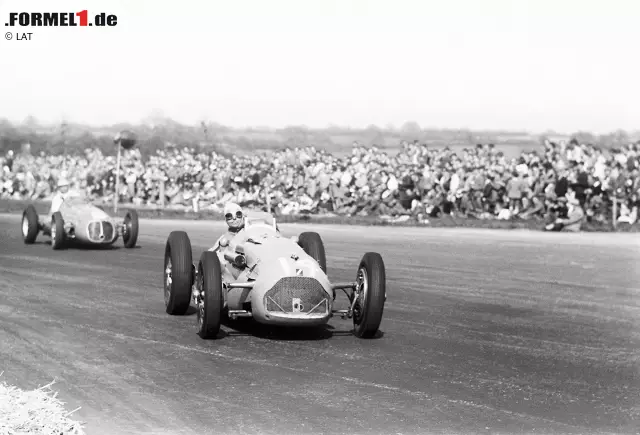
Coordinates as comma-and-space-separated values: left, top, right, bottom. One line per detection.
163, 211, 386, 339
21, 197, 139, 250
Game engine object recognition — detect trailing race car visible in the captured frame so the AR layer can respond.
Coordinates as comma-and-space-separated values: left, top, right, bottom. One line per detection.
163, 211, 386, 339
21, 197, 139, 250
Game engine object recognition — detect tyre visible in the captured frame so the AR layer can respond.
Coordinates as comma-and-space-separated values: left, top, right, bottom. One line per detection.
298, 232, 327, 273
352, 252, 386, 339
197, 251, 224, 339
51, 212, 66, 250
122, 209, 139, 249
164, 231, 193, 315
22, 205, 39, 244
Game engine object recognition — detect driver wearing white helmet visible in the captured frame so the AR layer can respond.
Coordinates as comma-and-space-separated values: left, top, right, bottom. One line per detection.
209, 202, 246, 252
48, 177, 71, 219
45, 177, 83, 230
224, 202, 245, 233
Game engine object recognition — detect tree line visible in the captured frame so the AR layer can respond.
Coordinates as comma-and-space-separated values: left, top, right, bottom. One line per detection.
0, 117, 636, 158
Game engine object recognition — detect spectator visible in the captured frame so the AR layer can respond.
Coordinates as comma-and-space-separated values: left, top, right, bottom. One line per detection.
1, 138, 638, 232
545, 189, 585, 232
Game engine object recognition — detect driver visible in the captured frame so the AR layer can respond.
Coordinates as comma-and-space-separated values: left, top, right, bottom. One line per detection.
209, 202, 245, 251
225, 202, 245, 234
41, 177, 74, 234
47, 178, 73, 220
47, 177, 85, 218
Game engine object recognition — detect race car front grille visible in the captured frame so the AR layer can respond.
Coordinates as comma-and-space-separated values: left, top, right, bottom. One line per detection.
102, 221, 114, 241
87, 221, 114, 242
264, 277, 328, 314
88, 222, 101, 240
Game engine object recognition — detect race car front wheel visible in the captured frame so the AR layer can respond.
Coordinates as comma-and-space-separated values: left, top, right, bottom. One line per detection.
164, 231, 193, 315
22, 205, 39, 244
51, 212, 66, 250
197, 251, 224, 339
352, 252, 386, 339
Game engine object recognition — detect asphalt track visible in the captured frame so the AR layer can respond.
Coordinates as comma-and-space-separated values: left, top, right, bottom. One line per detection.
0, 213, 639, 435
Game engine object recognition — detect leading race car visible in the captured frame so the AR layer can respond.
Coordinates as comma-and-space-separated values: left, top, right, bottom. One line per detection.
163, 211, 386, 339
21, 197, 139, 250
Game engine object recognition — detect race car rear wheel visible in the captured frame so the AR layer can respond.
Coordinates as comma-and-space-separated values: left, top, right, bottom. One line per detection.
22, 205, 39, 244
298, 232, 327, 273
51, 212, 66, 250
164, 231, 193, 315
122, 209, 139, 249
197, 251, 224, 339
352, 252, 386, 339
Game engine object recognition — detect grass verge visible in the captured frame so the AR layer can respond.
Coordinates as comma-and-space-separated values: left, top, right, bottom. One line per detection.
2, 198, 638, 232
0, 374, 85, 435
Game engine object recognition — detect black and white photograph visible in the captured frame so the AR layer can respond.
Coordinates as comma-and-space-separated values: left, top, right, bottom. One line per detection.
0, 0, 638, 434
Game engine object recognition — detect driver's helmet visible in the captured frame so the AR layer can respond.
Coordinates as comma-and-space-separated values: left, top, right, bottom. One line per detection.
57, 177, 70, 193
224, 202, 244, 231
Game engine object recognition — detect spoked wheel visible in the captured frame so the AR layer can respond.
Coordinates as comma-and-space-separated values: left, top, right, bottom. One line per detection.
122, 209, 139, 248
164, 231, 193, 315
352, 252, 386, 338
196, 251, 224, 339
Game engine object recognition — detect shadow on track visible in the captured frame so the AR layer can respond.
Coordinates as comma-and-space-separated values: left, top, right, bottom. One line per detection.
177, 306, 386, 341
217, 317, 385, 341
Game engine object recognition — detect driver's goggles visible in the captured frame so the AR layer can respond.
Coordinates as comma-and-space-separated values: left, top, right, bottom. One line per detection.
225, 211, 243, 220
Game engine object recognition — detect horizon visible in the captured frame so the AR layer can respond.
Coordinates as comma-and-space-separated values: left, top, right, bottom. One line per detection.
4, 116, 638, 138
1, 0, 638, 135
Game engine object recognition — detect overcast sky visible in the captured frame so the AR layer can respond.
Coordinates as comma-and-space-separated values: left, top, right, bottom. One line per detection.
0, 0, 637, 133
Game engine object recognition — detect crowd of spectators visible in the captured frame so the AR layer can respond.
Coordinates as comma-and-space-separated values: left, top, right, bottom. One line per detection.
1, 138, 638, 229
